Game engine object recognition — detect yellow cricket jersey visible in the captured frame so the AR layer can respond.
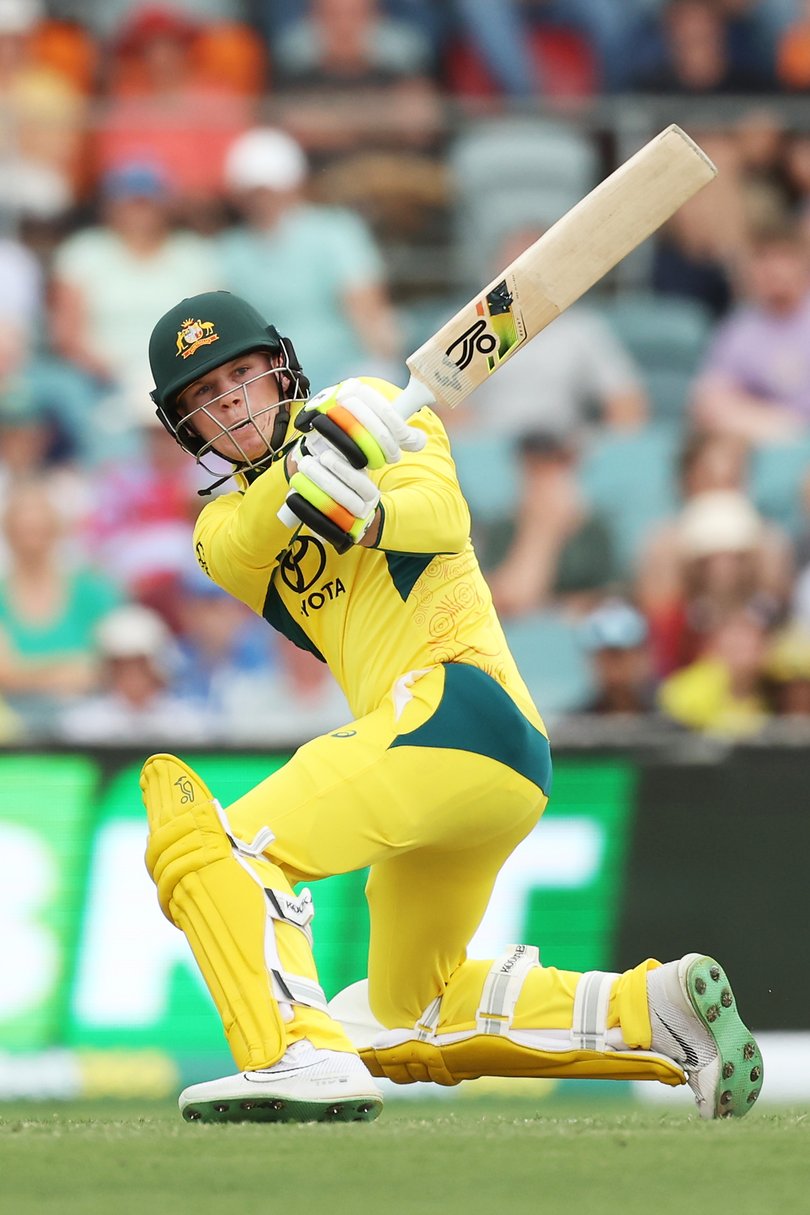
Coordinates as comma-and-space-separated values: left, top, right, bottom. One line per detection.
192, 377, 546, 733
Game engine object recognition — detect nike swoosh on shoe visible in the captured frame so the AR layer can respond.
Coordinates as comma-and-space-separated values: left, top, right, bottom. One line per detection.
243, 1070, 350, 1084
653, 1011, 700, 1070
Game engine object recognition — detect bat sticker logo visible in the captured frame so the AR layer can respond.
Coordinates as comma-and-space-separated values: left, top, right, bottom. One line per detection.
444, 280, 525, 375
445, 318, 498, 371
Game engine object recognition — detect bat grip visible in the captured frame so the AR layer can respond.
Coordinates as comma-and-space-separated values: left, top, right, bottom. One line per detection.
278, 502, 299, 528
392, 373, 437, 421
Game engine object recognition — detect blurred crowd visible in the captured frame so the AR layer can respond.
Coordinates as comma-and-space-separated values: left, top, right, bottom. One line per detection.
5, 0, 810, 744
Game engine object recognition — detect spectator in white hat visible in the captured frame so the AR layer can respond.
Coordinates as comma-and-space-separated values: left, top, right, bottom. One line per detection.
217, 126, 400, 396
58, 603, 207, 743
644, 487, 787, 678
636, 432, 793, 675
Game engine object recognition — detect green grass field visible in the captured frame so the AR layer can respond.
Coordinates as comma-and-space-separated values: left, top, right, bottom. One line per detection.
2, 1098, 808, 1215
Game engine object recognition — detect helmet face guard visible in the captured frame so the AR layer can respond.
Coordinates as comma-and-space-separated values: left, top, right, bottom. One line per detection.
149, 291, 310, 479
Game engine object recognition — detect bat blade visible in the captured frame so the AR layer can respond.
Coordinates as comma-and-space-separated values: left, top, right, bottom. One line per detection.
399, 124, 716, 416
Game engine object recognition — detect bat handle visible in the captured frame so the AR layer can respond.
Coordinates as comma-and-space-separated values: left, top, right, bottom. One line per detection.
278, 502, 299, 528
392, 373, 437, 421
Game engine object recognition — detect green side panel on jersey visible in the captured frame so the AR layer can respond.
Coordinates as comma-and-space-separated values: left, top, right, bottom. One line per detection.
384, 551, 436, 601
390, 662, 552, 794
262, 584, 326, 662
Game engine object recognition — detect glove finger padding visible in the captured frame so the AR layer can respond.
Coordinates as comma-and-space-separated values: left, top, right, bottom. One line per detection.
286, 445, 380, 552
296, 379, 426, 471
339, 380, 427, 457
297, 449, 379, 519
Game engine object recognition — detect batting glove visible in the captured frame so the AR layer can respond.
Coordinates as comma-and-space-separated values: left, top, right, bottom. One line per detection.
295, 378, 426, 471
285, 433, 381, 554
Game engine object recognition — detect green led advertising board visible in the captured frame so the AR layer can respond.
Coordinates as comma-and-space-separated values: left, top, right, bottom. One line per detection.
0, 752, 634, 1058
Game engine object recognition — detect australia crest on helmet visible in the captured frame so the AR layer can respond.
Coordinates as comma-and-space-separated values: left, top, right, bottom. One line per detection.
176, 316, 219, 359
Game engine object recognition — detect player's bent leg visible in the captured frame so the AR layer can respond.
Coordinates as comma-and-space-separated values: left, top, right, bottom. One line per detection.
141, 753, 382, 1124
360, 949, 685, 1090
357, 948, 763, 1117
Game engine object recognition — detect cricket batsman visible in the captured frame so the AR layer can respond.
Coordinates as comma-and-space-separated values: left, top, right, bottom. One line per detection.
142, 290, 763, 1124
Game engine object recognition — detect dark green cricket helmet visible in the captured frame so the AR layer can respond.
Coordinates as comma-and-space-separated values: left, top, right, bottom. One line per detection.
148, 290, 309, 462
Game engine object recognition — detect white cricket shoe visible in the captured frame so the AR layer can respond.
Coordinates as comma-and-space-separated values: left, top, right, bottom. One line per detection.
179, 1039, 383, 1124
647, 953, 763, 1119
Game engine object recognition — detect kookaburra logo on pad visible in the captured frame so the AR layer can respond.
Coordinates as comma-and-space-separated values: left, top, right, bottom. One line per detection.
174, 776, 195, 804
176, 317, 219, 359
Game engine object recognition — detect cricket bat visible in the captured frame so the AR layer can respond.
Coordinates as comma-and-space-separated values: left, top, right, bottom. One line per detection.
392, 123, 716, 420
279, 124, 715, 526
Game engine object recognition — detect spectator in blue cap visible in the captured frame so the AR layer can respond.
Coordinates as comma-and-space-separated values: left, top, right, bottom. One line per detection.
172, 565, 283, 737
580, 598, 657, 715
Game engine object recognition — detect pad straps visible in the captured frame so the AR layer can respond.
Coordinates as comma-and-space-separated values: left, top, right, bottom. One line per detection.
212, 799, 275, 859
476, 944, 541, 1036
571, 970, 619, 1052
263, 884, 328, 1012
415, 995, 443, 1041
266, 887, 315, 948
214, 799, 328, 1015
414, 943, 542, 1043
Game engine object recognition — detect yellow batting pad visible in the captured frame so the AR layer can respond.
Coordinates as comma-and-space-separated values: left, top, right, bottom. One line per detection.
141, 754, 354, 1071
360, 1037, 686, 1088
141, 755, 287, 1069
355, 951, 685, 1092
142, 752, 214, 830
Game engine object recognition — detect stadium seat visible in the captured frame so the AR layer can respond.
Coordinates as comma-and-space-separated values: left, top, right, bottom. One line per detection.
450, 118, 597, 201
750, 438, 810, 536
601, 293, 713, 372
451, 119, 597, 281
450, 431, 521, 524
503, 610, 595, 717
643, 366, 695, 426
601, 293, 713, 425
455, 189, 583, 281
579, 425, 679, 574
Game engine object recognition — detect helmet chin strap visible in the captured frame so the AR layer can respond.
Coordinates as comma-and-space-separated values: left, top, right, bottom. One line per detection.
269, 395, 291, 455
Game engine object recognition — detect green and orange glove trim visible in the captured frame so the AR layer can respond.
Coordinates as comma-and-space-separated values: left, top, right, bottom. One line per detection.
295, 379, 426, 471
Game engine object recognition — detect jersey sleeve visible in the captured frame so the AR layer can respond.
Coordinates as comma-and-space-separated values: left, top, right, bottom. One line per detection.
372, 405, 471, 555
192, 455, 294, 614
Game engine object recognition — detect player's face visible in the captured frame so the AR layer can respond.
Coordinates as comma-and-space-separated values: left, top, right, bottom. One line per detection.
177, 352, 283, 463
